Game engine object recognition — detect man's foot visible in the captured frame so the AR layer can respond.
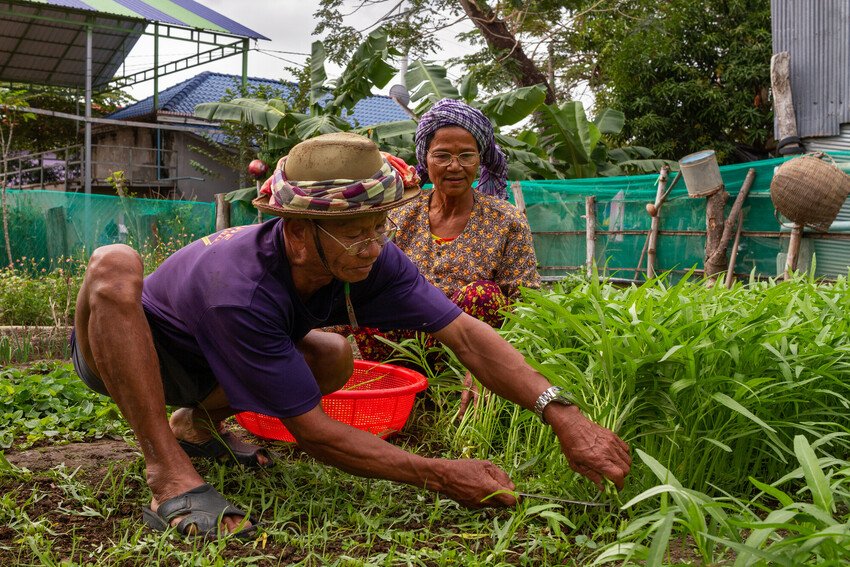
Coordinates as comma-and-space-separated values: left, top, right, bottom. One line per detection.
177, 431, 277, 468
144, 484, 259, 539
170, 408, 274, 467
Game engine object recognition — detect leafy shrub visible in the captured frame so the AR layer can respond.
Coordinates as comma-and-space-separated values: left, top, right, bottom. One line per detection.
0, 362, 128, 448
0, 257, 83, 326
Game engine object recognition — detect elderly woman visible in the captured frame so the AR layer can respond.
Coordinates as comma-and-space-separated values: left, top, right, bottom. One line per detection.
346, 99, 540, 412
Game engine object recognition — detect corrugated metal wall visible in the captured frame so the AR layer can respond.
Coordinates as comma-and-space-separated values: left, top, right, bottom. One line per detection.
773, 1, 850, 278
772, 0, 850, 138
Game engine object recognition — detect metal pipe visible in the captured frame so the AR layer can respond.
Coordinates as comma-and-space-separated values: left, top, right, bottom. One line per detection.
84, 22, 92, 251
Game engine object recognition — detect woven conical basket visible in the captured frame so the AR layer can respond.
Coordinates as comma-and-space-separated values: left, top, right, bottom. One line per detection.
770, 152, 850, 231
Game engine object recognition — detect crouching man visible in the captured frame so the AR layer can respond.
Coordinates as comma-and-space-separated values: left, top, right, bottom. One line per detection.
71, 133, 630, 538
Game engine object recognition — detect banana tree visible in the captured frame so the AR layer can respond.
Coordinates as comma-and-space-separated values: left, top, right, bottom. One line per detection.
194, 29, 399, 205
536, 101, 676, 178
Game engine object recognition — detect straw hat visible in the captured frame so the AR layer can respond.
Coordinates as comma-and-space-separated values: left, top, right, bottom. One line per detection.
253, 133, 420, 218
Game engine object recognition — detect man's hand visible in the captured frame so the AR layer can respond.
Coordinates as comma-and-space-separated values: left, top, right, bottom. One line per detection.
438, 459, 517, 508
548, 405, 631, 490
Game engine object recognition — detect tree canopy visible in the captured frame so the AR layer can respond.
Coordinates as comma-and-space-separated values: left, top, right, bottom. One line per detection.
313, 0, 774, 164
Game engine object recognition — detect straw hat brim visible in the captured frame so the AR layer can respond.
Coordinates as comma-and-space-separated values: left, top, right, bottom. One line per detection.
252, 186, 421, 219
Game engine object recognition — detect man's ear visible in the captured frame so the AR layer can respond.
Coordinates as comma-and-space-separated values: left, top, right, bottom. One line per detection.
283, 218, 311, 246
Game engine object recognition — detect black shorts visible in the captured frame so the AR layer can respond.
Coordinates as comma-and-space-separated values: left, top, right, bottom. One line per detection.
70, 323, 218, 408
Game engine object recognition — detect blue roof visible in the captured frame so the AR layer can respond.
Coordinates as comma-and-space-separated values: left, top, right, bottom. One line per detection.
106, 71, 411, 128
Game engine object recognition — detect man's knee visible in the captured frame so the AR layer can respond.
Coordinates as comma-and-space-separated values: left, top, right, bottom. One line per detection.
298, 331, 354, 395
82, 245, 145, 306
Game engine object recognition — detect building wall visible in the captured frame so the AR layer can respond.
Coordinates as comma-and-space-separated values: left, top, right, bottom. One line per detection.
90, 126, 244, 202
171, 131, 242, 202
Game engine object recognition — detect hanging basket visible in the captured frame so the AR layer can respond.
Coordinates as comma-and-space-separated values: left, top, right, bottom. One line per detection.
770, 152, 850, 232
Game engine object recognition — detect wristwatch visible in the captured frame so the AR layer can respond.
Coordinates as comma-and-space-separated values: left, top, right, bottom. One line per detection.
533, 386, 573, 425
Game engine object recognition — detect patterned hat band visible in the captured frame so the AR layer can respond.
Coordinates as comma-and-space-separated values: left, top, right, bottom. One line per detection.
260, 156, 404, 213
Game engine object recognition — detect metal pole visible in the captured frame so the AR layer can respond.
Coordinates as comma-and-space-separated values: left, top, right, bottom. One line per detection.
85, 23, 92, 251
242, 38, 249, 90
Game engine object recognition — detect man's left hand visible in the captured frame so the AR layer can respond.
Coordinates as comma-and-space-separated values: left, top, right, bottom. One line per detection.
549, 405, 631, 490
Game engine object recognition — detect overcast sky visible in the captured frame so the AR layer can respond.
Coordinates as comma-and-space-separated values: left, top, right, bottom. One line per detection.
120, 0, 475, 101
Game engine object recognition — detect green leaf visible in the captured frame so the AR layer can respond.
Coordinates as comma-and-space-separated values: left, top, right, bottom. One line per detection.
309, 40, 328, 111
593, 108, 625, 135
477, 85, 546, 127
712, 392, 776, 433
224, 186, 259, 204
294, 115, 351, 139
460, 71, 478, 102
646, 511, 675, 567
405, 61, 460, 106
793, 435, 834, 513
194, 98, 286, 131
354, 120, 417, 140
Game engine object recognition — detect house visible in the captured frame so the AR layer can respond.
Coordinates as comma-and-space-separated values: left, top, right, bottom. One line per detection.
89, 71, 412, 202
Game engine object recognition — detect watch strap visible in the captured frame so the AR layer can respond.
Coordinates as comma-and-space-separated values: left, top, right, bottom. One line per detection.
533, 386, 573, 424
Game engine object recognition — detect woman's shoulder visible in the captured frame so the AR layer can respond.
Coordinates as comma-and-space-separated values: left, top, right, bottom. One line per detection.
474, 192, 528, 223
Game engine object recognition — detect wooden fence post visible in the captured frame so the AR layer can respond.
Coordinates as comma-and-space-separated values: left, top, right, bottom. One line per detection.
215, 193, 231, 231
704, 187, 730, 281
510, 182, 527, 217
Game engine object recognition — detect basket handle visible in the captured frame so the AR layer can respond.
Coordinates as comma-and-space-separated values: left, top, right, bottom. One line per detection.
807, 151, 838, 167
774, 209, 798, 230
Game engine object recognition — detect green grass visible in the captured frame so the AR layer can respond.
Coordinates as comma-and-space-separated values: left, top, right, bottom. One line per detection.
2, 269, 850, 564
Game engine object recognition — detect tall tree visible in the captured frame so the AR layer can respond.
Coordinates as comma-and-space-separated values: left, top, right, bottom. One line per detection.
314, 1, 774, 164
314, 0, 562, 102
573, 0, 773, 163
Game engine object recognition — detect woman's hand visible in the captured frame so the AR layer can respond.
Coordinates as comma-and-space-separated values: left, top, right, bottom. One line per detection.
458, 370, 490, 420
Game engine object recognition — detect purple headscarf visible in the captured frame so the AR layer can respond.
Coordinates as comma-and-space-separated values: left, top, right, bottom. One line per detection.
414, 99, 509, 200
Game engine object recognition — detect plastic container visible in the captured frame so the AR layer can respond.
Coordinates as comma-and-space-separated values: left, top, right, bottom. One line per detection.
235, 360, 428, 443
678, 150, 724, 197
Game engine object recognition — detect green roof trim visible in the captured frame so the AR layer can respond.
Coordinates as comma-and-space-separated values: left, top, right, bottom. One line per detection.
145, 0, 228, 33
75, 0, 143, 19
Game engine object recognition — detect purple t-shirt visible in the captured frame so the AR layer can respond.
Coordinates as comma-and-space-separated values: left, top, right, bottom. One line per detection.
141, 219, 461, 418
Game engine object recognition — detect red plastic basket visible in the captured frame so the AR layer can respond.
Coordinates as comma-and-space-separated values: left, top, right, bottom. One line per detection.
235, 360, 428, 443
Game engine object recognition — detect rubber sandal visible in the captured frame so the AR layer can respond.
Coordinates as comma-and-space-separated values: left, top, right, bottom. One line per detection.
142, 483, 260, 540
177, 431, 278, 468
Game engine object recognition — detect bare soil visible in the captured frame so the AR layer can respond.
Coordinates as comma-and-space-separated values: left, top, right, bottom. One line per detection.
0, 436, 446, 565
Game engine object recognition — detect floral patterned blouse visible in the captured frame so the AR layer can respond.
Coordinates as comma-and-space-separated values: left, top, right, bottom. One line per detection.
389, 189, 540, 303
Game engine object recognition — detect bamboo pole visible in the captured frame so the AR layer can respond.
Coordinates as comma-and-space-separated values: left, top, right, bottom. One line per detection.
725, 212, 745, 289
635, 172, 680, 280
585, 195, 596, 276
646, 166, 670, 279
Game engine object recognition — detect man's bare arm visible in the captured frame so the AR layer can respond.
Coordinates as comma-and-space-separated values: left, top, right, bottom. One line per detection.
431, 313, 631, 490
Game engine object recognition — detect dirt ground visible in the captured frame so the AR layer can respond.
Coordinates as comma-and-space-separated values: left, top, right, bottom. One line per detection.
1, 436, 444, 565
2, 438, 718, 566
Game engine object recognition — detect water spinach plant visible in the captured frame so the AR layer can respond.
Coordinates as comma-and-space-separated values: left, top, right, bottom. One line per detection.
1, 266, 849, 564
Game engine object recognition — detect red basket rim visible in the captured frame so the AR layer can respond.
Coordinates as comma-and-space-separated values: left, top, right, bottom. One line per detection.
327, 360, 428, 399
